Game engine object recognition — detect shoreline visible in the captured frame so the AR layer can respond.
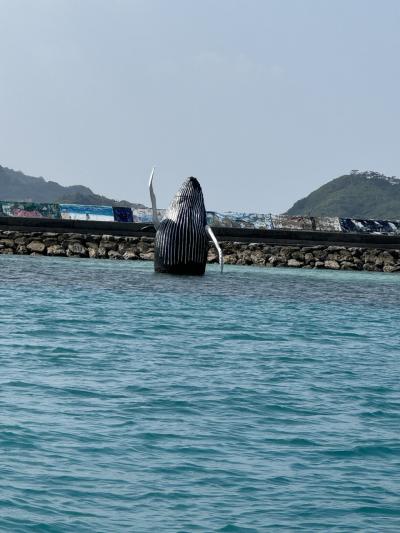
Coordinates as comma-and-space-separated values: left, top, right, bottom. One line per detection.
1, 230, 400, 273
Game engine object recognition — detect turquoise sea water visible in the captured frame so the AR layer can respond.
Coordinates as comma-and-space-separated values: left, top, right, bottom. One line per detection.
0, 255, 399, 532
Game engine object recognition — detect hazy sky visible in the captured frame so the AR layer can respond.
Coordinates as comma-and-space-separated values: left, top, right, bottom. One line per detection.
1, 0, 400, 212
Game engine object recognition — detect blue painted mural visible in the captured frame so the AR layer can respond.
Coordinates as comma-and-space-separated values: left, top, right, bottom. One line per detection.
60, 204, 114, 221
113, 207, 134, 223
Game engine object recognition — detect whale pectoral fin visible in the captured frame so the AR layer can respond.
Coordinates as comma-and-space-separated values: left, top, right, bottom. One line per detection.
149, 167, 160, 230
206, 225, 224, 273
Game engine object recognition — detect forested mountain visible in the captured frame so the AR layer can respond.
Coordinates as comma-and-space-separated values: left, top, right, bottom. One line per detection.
0, 165, 145, 207
286, 171, 400, 219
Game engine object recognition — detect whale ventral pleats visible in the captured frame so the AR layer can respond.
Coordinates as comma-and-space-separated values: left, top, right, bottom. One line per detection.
153, 175, 208, 275
149, 171, 223, 275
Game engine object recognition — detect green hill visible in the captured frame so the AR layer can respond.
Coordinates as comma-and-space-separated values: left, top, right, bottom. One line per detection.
0, 165, 145, 207
286, 171, 400, 219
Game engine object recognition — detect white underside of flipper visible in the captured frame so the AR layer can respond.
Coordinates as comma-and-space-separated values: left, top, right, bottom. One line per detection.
149, 167, 160, 230
206, 224, 224, 273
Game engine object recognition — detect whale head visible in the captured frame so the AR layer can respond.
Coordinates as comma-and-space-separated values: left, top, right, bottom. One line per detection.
165, 176, 207, 224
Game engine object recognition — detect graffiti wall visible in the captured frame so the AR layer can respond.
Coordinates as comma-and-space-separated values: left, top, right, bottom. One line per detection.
207, 211, 272, 229
113, 207, 134, 223
1, 201, 400, 235
60, 204, 114, 222
0, 202, 60, 218
131, 208, 166, 223
270, 215, 313, 231
339, 218, 400, 233
313, 217, 342, 232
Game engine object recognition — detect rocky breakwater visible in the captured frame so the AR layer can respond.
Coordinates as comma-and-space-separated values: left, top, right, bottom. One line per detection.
1, 230, 400, 273
0, 231, 154, 261
212, 243, 400, 272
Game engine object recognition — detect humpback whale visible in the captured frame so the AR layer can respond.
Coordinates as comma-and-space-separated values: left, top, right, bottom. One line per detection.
149, 168, 223, 275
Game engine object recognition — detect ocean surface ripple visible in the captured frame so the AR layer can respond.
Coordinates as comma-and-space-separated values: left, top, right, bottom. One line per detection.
0, 256, 399, 532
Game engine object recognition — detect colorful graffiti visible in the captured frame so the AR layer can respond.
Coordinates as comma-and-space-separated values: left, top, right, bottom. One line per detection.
2, 201, 400, 235
131, 208, 166, 223
339, 218, 400, 233
313, 217, 342, 232
207, 211, 272, 229
0, 202, 60, 218
270, 215, 313, 231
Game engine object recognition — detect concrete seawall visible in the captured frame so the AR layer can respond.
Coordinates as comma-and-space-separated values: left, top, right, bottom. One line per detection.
1, 229, 400, 272
3, 215, 400, 248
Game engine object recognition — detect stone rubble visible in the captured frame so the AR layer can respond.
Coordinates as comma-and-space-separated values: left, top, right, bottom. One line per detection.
1, 230, 400, 272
